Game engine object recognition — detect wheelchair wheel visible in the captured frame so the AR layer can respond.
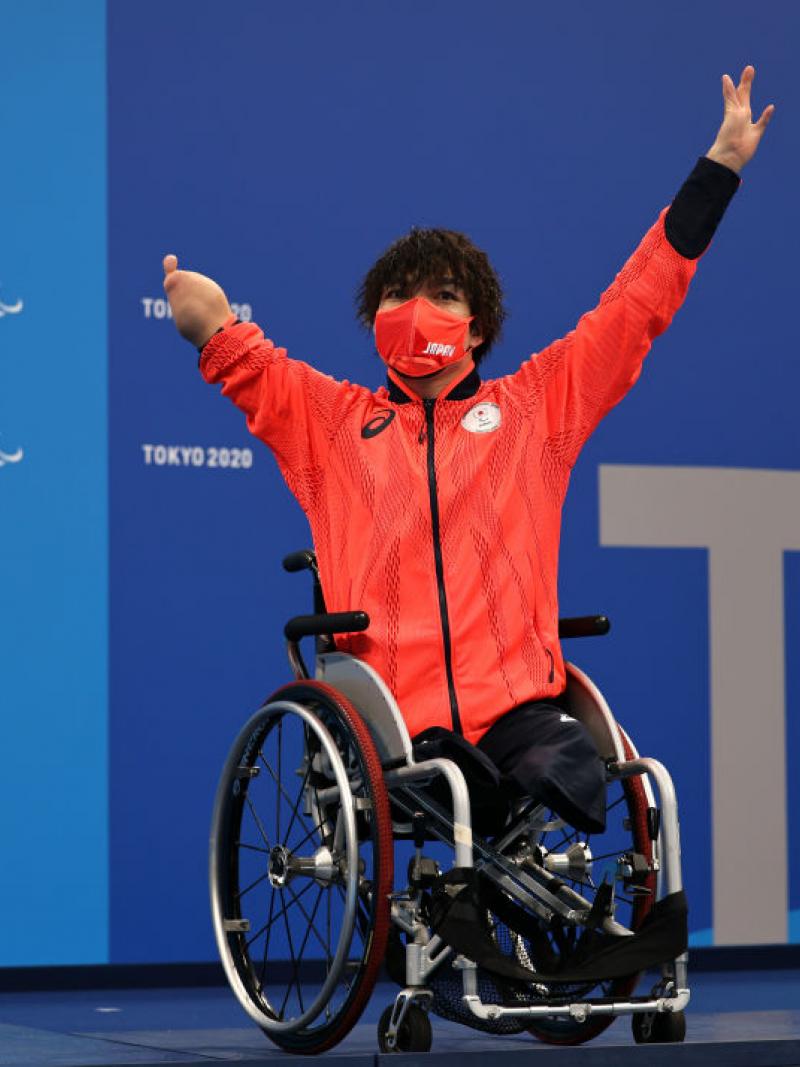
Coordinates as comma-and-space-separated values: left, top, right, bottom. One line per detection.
520, 731, 657, 1045
210, 681, 393, 1054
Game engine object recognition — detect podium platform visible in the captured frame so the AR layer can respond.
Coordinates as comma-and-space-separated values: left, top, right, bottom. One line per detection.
1, 974, 799, 1066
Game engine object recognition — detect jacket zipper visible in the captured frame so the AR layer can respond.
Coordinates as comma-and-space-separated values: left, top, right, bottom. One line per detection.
423, 398, 462, 735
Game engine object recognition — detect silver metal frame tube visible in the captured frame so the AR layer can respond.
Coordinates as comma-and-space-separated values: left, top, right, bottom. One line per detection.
385, 758, 473, 868
611, 757, 683, 897
463, 988, 691, 1023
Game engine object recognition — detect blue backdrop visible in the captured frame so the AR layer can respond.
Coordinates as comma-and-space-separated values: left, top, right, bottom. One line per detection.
0, 0, 107, 965
0, 0, 797, 966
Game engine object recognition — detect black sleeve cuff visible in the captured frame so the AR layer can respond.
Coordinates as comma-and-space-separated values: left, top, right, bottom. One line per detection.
197, 319, 242, 357
665, 156, 741, 259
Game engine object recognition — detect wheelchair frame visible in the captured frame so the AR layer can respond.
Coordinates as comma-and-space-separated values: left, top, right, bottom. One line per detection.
209, 554, 690, 1053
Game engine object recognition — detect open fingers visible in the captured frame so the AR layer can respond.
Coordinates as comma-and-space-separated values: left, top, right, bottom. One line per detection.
736, 64, 755, 109
755, 103, 776, 132
722, 73, 739, 109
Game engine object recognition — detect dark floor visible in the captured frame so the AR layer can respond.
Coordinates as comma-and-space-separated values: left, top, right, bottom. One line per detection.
1, 972, 800, 1067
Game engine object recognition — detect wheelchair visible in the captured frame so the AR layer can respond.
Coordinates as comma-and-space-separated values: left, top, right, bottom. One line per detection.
209, 550, 689, 1054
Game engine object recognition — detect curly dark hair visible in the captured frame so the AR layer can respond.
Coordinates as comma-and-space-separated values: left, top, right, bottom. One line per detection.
356, 227, 506, 364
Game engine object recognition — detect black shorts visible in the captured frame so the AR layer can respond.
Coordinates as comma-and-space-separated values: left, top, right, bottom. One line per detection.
477, 699, 607, 835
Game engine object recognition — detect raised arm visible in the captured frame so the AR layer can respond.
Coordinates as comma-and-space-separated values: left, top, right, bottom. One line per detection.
161, 256, 363, 511
509, 66, 774, 467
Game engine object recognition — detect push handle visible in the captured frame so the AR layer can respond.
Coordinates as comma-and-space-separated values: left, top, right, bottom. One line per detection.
284, 611, 370, 643
282, 550, 318, 574
282, 549, 326, 614
558, 615, 611, 639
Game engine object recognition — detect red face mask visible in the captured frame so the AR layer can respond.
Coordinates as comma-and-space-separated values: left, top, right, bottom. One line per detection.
374, 297, 475, 378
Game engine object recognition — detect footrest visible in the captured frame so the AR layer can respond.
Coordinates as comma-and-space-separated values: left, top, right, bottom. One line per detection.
430, 867, 687, 985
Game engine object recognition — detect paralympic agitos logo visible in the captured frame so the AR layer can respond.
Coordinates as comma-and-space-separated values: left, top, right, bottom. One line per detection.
0, 442, 23, 467
0, 289, 23, 318
0, 285, 25, 468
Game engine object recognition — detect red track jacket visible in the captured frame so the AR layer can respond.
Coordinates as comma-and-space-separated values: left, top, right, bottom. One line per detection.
201, 209, 696, 744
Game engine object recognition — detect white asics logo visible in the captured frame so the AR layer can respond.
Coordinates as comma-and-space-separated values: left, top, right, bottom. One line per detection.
0, 448, 23, 467
423, 341, 455, 357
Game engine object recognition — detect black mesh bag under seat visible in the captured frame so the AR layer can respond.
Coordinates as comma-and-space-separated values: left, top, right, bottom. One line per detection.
424, 881, 580, 1035
426, 955, 530, 1036
426, 906, 595, 1034
426, 910, 596, 1034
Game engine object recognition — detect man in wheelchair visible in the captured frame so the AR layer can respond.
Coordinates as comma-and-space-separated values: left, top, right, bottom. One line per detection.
164, 68, 772, 1053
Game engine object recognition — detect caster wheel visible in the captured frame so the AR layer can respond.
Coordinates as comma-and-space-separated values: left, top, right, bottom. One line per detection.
378, 1003, 433, 1053
632, 1010, 686, 1044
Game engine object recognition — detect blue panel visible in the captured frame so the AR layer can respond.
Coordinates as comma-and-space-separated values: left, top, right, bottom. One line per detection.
106, 0, 799, 961
0, 2, 107, 962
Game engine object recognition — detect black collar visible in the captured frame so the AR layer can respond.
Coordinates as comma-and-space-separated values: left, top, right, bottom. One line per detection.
387, 367, 482, 404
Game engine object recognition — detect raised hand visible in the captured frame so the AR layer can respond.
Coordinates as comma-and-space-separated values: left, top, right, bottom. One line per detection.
162, 254, 233, 348
706, 65, 775, 174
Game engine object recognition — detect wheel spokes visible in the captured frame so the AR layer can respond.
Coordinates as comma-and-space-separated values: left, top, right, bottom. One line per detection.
216, 693, 391, 1044
245, 878, 315, 949
258, 888, 277, 991
285, 881, 333, 958
279, 889, 303, 1018
237, 869, 270, 900
244, 796, 272, 852
282, 760, 312, 844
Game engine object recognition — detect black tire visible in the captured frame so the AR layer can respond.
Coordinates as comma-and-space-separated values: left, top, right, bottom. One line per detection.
378, 1003, 433, 1053
632, 1010, 686, 1044
210, 681, 393, 1054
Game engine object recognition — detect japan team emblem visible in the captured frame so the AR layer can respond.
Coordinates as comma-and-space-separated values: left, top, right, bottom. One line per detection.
461, 401, 502, 434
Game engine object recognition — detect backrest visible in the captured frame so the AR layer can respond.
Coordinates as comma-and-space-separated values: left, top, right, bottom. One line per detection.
315, 651, 413, 765
564, 662, 625, 762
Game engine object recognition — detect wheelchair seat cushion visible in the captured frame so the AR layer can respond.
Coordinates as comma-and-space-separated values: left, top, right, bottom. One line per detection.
413, 727, 503, 791
477, 700, 608, 834
411, 727, 512, 834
